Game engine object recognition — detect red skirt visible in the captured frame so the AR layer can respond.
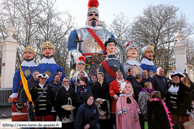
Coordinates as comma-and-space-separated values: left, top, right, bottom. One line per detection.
170, 113, 189, 125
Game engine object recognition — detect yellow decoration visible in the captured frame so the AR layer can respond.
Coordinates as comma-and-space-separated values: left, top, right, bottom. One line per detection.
41, 41, 55, 51
44, 70, 52, 78
132, 66, 140, 76
24, 68, 32, 77
143, 45, 154, 53
23, 46, 35, 54
19, 67, 35, 112
149, 70, 154, 77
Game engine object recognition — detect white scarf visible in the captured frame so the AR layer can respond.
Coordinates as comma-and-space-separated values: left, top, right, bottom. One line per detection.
140, 58, 154, 66
39, 57, 56, 64
21, 60, 36, 67
168, 84, 179, 93
39, 84, 44, 89
126, 60, 140, 66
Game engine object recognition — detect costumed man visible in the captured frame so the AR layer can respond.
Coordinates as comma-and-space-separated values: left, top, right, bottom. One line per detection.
116, 82, 141, 129
30, 74, 55, 121
109, 70, 129, 127
8, 46, 37, 121
70, 56, 91, 90
99, 38, 125, 85
37, 41, 65, 83
124, 41, 143, 77
140, 45, 156, 77
68, 0, 118, 77
166, 68, 194, 129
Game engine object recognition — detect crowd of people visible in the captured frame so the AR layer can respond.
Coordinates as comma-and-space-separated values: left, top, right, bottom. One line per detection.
15, 65, 194, 129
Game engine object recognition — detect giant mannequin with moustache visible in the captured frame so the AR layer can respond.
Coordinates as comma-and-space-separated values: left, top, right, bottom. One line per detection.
8, 46, 37, 103
68, 0, 117, 64
37, 41, 65, 83
140, 45, 157, 77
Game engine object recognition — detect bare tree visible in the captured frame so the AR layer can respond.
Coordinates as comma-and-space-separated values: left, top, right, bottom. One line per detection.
185, 38, 194, 66
0, 0, 76, 76
108, 12, 132, 63
129, 4, 194, 75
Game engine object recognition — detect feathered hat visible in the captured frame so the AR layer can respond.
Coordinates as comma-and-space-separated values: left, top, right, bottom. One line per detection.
88, 0, 99, 14
169, 67, 185, 79
23, 46, 35, 54
41, 41, 55, 51
36, 74, 49, 79
125, 41, 136, 52
78, 56, 86, 65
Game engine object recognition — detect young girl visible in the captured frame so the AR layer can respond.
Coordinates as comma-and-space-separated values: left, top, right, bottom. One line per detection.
147, 91, 173, 129
138, 82, 154, 129
116, 82, 141, 129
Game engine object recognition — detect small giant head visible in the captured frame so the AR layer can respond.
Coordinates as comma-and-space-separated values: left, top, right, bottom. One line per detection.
41, 41, 55, 59
23, 46, 35, 62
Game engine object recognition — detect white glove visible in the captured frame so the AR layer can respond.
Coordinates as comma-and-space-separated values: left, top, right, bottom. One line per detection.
118, 111, 122, 115
74, 52, 82, 63
113, 94, 119, 100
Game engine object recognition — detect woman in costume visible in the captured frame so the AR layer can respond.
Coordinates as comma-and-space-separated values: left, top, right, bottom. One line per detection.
92, 72, 110, 129
74, 94, 100, 129
166, 68, 194, 129
55, 77, 76, 129
148, 91, 173, 129
116, 82, 141, 129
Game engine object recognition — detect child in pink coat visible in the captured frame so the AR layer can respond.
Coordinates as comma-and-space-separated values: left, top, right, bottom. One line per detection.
116, 82, 141, 129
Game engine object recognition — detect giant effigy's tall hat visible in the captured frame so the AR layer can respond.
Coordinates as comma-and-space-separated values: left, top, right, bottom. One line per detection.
23, 46, 35, 54
41, 41, 55, 51
87, 0, 99, 14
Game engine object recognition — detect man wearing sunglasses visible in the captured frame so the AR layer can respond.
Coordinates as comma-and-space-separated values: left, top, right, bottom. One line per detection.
68, 0, 118, 76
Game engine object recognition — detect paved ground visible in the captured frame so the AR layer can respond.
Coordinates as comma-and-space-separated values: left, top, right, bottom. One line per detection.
0, 106, 12, 118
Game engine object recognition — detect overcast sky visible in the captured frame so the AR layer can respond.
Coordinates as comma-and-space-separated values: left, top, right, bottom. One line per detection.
56, 0, 194, 38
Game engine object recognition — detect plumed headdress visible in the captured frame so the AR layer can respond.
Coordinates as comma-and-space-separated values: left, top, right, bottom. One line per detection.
36, 74, 49, 79
88, 0, 99, 14
78, 56, 86, 65
125, 41, 136, 52
169, 67, 185, 79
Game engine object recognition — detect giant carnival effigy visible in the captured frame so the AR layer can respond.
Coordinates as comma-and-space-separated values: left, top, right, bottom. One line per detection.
8, 0, 157, 123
